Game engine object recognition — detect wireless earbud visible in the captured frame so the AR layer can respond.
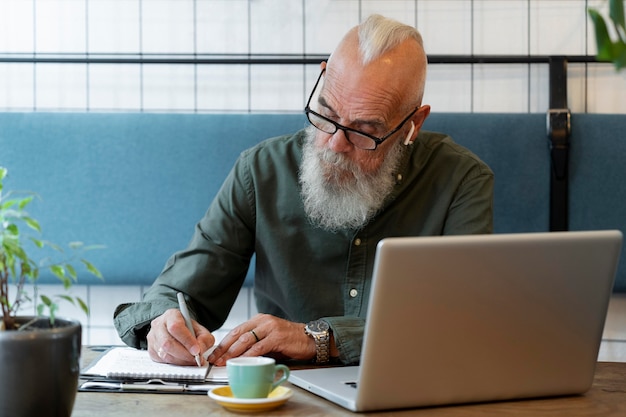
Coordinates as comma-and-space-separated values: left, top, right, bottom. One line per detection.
404, 121, 415, 146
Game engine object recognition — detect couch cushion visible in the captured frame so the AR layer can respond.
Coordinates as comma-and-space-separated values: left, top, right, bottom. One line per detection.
2, 112, 624, 292
424, 113, 549, 234
0, 113, 306, 286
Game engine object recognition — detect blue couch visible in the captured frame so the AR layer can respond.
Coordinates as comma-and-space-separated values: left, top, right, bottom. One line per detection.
1, 112, 625, 291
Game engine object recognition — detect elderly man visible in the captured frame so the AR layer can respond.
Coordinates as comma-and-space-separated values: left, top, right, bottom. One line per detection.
114, 14, 493, 366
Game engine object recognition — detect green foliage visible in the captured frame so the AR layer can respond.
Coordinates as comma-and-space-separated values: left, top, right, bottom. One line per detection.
0, 167, 103, 330
589, 0, 626, 71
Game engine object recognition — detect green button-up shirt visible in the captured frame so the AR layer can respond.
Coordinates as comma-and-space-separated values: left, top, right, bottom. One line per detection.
114, 128, 494, 364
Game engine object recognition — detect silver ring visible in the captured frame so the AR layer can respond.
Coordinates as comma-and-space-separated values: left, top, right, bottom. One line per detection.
250, 329, 260, 343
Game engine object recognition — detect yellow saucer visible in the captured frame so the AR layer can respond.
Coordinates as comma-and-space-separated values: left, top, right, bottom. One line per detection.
208, 386, 292, 412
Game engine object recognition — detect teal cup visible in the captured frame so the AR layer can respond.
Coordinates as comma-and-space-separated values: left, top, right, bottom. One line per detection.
226, 357, 290, 399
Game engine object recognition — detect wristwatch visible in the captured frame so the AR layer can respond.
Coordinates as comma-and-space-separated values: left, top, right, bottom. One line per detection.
304, 319, 331, 364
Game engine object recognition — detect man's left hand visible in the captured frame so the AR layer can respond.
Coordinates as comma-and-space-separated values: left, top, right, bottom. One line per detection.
207, 313, 315, 366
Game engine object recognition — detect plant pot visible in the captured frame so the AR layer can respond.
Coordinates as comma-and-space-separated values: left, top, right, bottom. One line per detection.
0, 316, 82, 417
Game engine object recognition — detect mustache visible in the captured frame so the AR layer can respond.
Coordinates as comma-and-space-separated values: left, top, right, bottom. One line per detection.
314, 142, 370, 181
317, 146, 350, 166
303, 126, 351, 166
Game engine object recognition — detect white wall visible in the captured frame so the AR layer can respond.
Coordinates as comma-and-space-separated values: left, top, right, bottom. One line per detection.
0, 0, 624, 113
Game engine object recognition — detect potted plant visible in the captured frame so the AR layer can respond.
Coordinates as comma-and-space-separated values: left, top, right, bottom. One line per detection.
0, 166, 103, 417
588, 0, 626, 71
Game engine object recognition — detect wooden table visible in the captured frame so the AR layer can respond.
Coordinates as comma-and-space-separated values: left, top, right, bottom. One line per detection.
73, 346, 626, 416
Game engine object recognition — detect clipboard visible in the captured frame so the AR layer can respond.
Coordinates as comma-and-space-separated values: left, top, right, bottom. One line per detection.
78, 378, 226, 395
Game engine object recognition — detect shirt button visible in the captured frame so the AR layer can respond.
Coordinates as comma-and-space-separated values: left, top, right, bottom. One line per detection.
349, 289, 358, 298
354, 238, 362, 246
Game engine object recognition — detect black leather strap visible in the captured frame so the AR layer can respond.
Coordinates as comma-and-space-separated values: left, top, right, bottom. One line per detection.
547, 57, 571, 232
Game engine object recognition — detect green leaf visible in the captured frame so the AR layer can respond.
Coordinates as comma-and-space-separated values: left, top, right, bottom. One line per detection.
29, 237, 45, 248
83, 244, 106, 251
38, 295, 59, 324
43, 241, 64, 253
40, 294, 52, 306
58, 294, 76, 305
81, 259, 103, 279
50, 264, 66, 280
6, 223, 18, 235
589, 8, 615, 61
76, 297, 90, 315
609, 0, 625, 36
18, 196, 33, 210
23, 216, 41, 233
48, 303, 58, 325
0, 166, 7, 181
612, 39, 626, 69
1, 199, 17, 210
66, 263, 77, 280
6, 242, 29, 264
21, 260, 32, 275
68, 241, 84, 250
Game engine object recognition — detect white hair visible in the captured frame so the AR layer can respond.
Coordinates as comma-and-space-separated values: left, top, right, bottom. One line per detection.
356, 14, 427, 104
358, 14, 424, 64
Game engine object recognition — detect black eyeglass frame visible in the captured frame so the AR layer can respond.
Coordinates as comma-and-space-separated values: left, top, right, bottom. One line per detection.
304, 69, 419, 151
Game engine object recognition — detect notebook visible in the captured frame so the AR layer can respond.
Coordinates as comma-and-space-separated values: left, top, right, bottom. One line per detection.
289, 230, 623, 412
82, 347, 223, 382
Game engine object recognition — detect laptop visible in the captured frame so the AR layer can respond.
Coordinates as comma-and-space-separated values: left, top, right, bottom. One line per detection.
289, 230, 623, 412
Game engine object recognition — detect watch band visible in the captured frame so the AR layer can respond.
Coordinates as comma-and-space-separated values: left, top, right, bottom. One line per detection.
314, 330, 330, 364
305, 319, 331, 364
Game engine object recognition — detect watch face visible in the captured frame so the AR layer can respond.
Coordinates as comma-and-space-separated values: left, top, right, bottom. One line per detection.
308, 320, 329, 333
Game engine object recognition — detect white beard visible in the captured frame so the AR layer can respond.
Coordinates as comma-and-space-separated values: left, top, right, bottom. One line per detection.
299, 126, 406, 232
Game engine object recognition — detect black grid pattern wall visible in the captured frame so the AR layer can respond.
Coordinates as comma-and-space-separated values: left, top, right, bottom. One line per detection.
0, 0, 621, 114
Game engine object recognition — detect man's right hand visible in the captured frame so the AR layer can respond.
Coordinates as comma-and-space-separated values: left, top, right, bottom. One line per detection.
147, 309, 215, 366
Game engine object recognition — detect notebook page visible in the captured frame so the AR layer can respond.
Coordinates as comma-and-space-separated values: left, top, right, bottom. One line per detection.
82, 347, 210, 381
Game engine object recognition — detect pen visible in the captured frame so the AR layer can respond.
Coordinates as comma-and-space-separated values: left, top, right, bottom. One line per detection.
177, 292, 202, 367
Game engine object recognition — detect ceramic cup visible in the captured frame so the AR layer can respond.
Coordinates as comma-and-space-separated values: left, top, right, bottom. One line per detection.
226, 356, 290, 398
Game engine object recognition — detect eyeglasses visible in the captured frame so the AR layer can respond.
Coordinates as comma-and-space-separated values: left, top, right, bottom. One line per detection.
304, 69, 418, 151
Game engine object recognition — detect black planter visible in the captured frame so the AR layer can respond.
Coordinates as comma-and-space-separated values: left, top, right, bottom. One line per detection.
0, 316, 82, 417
